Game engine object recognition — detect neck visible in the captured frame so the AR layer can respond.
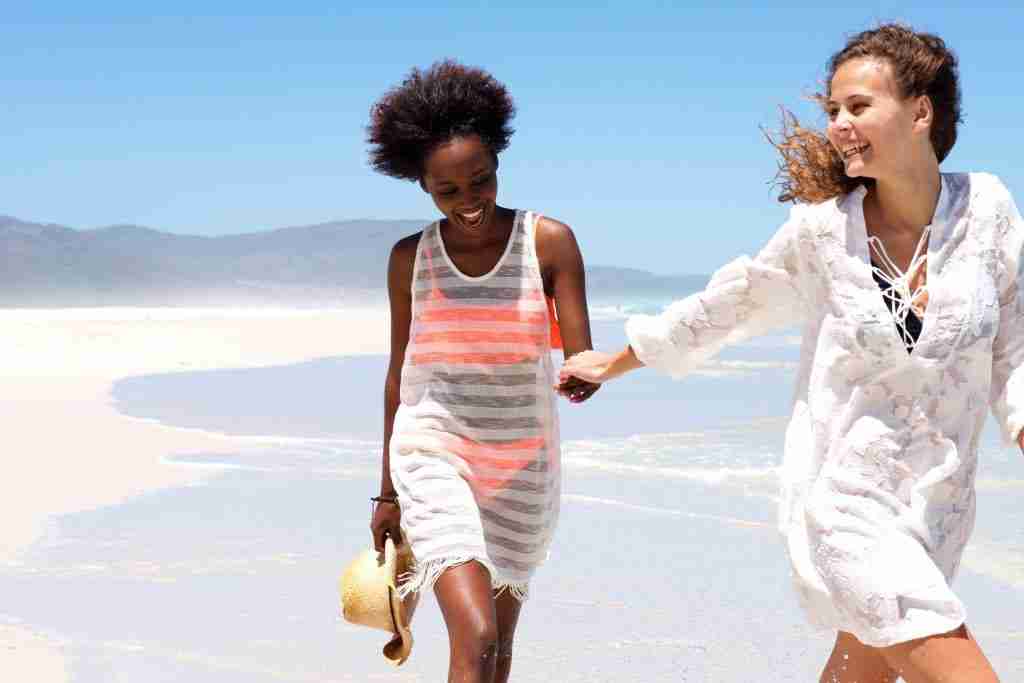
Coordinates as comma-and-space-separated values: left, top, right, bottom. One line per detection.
870, 161, 942, 234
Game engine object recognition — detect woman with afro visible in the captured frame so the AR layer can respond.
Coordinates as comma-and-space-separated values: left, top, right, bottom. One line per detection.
367, 60, 597, 682
560, 23, 1022, 683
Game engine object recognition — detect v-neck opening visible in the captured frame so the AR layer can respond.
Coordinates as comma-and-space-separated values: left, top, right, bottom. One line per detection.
850, 175, 949, 358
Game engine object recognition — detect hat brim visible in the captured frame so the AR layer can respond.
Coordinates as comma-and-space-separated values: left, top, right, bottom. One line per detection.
382, 583, 416, 665
381, 537, 417, 665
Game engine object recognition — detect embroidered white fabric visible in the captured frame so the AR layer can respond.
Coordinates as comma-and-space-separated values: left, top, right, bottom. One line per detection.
626, 173, 1024, 646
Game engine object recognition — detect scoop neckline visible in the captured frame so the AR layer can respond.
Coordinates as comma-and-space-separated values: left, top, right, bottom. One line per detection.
436, 209, 521, 283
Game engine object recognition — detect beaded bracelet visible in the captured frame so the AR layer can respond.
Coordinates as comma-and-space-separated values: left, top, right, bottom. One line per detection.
371, 495, 398, 504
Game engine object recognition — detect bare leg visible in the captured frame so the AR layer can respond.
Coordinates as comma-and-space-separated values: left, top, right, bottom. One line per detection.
493, 589, 524, 683
879, 624, 999, 683
820, 631, 899, 683
434, 561, 499, 683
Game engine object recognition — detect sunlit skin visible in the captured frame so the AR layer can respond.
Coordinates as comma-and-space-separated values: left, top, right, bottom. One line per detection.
557, 56, 1011, 683
826, 57, 939, 303
372, 133, 597, 683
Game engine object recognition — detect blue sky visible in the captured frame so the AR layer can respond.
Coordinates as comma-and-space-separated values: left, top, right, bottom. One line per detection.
4, 2, 1021, 273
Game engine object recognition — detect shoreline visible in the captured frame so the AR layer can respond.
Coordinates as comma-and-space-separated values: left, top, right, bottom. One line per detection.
0, 306, 389, 680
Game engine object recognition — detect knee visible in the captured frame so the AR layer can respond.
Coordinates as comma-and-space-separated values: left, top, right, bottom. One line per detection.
453, 615, 499, 664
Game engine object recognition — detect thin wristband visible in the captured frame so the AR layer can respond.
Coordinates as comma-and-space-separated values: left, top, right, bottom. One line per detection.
371, 495, 398, 504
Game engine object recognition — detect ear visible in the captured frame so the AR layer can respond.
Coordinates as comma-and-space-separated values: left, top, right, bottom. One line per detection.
912, 95, 934, 134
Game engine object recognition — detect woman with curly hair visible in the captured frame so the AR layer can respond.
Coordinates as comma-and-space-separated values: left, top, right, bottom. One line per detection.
366, 60, 597, 682
560, 24, 1021, 682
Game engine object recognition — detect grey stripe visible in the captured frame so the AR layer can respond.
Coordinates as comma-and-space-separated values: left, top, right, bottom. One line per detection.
415, 264, 536, 281
487, 497, 551, 515
435, 392, 537, 409
414, 372, 538, 387
487, 478, 548, 494
482, 531, 545, 555
422, 244, 525, 260
401, 411, 540, 436
455, 415, 542, 431
414, 286, 529, 301
479, 508, 546, 535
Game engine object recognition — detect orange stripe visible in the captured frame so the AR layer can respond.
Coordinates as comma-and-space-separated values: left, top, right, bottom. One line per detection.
419, 308, 548, 324
546, 297, 563, 350
410, 352, 538, 365
413, 330, 548, 345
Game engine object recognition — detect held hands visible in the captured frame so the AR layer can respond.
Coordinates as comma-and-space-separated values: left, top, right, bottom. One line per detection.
558, 350, 621, 385
554, 350, 624, 403
555, 374, 601, 404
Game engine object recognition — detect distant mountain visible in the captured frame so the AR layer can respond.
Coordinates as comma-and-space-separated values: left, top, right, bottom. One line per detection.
0, 215, 705, 307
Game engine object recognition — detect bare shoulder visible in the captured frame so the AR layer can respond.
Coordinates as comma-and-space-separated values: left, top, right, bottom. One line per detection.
534, 215, 580, 259
534, 215, 575, 244
388, 231, 422, 287
533, 215, 584, 279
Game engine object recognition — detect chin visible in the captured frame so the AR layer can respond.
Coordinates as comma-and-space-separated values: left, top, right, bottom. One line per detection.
843, 160, 872, 179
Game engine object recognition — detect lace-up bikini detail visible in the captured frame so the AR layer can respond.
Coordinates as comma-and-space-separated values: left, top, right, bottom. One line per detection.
868, 226, 930, 352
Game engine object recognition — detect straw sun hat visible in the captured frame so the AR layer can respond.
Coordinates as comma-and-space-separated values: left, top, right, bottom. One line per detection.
340, 536, 419, 665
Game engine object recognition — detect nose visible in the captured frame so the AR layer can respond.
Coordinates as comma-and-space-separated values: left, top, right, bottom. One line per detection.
830, 111, 853, 134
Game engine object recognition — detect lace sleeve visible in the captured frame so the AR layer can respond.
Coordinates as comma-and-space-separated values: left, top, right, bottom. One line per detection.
989, 179, 1024, 445
626, 205, 809, 379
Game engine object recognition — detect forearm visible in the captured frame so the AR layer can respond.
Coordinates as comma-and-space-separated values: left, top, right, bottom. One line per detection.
611, 345, 644, 379
380, 381, 401, 496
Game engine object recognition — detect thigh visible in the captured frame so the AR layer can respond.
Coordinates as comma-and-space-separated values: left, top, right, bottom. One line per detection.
434, 561, 498, 641
820, 631, 898, 683
879, 624, 999, 683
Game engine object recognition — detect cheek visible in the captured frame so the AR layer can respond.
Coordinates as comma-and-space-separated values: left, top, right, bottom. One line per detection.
824, 123, 844, 149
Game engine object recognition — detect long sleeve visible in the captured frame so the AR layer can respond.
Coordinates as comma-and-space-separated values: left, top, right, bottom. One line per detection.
989, 178, 1024, 445
626, 205, 809, 379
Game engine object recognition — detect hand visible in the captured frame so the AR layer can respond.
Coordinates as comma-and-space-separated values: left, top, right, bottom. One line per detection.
555, 375, 601, 404
370, 498, 403, 552
557, 350, 620, 385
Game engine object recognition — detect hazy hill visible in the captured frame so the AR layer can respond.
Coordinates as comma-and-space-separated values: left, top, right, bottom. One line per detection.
0, 215, 705, 307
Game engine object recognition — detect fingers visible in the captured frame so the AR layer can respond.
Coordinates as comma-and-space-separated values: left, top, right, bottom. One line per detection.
554, 376, 600, 403
372, 525, 385, 552
387, 522, 403, 548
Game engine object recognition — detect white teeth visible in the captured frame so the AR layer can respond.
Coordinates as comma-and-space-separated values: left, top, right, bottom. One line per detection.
458, 208, 484, 223
843, 144, 870, 159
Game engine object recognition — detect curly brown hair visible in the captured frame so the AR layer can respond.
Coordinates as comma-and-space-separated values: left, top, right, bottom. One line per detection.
769, 24, 963, 204
367, 59, 516, 181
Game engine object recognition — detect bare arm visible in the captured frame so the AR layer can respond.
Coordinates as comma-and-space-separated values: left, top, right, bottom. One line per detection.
371, 233, 418, 550
534, 216, 601, 402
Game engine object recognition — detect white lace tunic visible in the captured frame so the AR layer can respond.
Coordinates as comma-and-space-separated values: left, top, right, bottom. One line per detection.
626, 173, 1024, 646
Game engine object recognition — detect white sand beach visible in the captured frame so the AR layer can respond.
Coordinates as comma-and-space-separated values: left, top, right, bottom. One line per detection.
2, 308, 1021, 681
1, 307, 389, 681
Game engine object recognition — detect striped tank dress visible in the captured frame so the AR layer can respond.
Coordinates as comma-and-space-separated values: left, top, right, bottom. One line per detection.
390, 210, 561, 601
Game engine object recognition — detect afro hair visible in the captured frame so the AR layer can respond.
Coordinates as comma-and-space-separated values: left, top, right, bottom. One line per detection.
367, 59, 516, 181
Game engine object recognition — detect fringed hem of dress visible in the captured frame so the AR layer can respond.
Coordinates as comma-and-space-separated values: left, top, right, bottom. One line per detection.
397, 555, 531, 602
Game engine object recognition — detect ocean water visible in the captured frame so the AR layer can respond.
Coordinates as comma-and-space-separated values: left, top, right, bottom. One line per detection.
2, 314, 1023, 681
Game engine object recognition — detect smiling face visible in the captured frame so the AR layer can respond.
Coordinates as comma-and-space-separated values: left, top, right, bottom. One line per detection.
420, 135, 499, 237
825, 57, 934, 181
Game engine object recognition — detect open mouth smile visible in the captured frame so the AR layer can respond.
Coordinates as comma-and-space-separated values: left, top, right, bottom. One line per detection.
843, 144, 870, 159
455, 207, 485, 229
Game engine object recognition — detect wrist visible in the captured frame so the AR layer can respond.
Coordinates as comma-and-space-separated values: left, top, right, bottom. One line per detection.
609, 346, 642, 378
